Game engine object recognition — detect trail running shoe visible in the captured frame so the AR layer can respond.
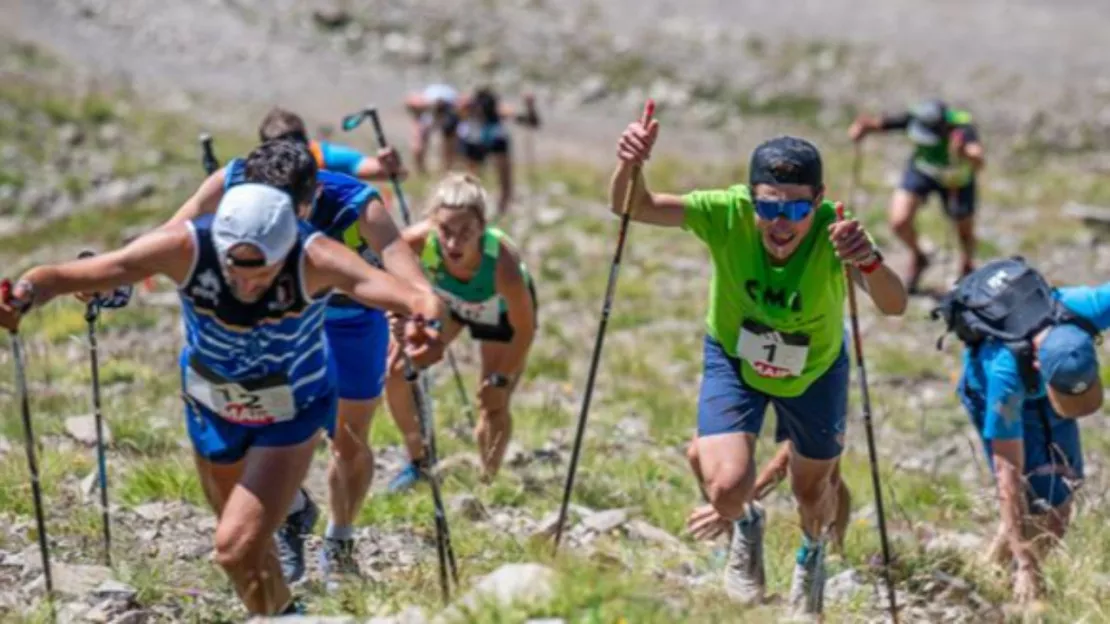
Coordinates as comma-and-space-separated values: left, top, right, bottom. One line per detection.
387, 461, 426, 493
789, 534, 828, 616
318, 536, 360, 593
723, 503, 766, 605
276, 488, 319, 584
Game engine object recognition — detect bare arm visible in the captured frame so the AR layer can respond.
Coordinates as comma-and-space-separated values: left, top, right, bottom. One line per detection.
358, 202, 447, 321
608, 164, 686, 227
398, 220, 432, 256
304, 235, 429, 318
850, 264, 907, 316
164, 169, 227, 227
992, 439, 1037, 573
20, 226, 193, 309
494, 246, 536, 376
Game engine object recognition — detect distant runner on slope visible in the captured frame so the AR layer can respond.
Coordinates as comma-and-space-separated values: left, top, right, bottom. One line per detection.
609, 116, 907, 616
850, 99, 985, 293
405, 83, 540, 217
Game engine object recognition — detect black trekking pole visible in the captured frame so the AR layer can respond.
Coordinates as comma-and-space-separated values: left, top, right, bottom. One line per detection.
78, 251, 112, 567
836, 206, 899, 623
401, 351, 459, 603
343, 105, 476, 428
199, 133, 220, 176
552, 100, 655, 551
1, 280, 54, 603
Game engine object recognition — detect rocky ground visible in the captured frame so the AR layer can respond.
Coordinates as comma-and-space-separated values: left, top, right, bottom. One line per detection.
3, 1, 1110, 623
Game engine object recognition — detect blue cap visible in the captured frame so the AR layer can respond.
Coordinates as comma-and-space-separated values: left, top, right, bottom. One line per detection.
1039, 324, 1100, 395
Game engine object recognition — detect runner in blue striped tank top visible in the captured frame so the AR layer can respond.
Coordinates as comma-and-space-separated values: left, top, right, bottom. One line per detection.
0, 177, 442, 617
170, 134, 446, 589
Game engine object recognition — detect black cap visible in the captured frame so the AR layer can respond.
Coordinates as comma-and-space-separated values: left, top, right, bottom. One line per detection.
749, 136, 823, 189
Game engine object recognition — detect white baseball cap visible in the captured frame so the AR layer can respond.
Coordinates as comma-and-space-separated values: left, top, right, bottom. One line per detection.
212, 183, 298, 266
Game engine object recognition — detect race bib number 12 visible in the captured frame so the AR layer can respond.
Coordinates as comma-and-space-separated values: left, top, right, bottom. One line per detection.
184, 364, 296, 425
736, 320, 810, 378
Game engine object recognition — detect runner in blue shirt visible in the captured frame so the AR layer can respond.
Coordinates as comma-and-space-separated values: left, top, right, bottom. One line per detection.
168, 137, 445, 590
949, 266, 1108, 604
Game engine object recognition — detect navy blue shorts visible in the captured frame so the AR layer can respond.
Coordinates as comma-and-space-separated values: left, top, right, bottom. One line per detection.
900, 166, 976, 220
696, 335, 849, 461
959, 391, 1083, 511
325, 308, 389, 401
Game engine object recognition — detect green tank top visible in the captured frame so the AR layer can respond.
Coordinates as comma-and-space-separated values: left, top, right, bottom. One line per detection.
911, 109, 974, 186
422, 227, 531, 326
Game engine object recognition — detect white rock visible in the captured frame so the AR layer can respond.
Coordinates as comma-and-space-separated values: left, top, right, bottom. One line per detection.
582, 508, 632, 533
450, 563, 556, 617
65, 414, 112, 447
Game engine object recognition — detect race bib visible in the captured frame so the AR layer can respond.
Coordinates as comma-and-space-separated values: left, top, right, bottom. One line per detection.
438, 289, 502, 326
736, 320, 810, 378
184, 358, 296, 425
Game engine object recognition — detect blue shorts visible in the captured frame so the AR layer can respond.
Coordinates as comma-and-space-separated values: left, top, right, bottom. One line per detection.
696, 335, 849, 461
959, 391, 1083, 511
900, 165, 976, 220
184, 382, 337, 465
325, 308, 389, 401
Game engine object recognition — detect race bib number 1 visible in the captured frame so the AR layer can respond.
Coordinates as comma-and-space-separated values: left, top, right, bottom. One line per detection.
736, 320, 810, 378
184, 363, 296, 425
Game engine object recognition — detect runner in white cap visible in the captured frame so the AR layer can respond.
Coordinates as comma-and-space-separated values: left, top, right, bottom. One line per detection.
0, 181, 443, 617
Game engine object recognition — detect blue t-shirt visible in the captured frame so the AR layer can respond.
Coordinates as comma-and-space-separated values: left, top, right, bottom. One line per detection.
315, 141, 367, 177
960, 283, 1110, 440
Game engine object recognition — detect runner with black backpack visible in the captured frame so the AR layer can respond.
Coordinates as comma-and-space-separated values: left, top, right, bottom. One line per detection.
932, 257, 1109, 604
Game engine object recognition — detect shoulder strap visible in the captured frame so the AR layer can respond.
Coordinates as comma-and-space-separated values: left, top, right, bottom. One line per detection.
1006, 341, 1041, 395
422, 230, 443, 272
308, 140, 325, 169
484, 227, 505, 259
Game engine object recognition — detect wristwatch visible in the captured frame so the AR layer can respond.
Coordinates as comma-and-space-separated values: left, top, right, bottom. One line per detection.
485, 373, 511, 388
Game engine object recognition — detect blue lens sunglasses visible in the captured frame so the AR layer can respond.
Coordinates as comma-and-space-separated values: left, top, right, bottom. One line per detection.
754, 199, 814, 222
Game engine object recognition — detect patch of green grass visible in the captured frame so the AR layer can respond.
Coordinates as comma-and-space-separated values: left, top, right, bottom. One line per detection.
0, 200, 169, 258
0, 448, 91, 516
118, 456, 205, 506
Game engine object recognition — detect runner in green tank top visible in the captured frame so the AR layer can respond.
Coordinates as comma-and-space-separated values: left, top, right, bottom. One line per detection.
849, 98, 987, 293
384, 172, 537, 483
610, 117, 907, 616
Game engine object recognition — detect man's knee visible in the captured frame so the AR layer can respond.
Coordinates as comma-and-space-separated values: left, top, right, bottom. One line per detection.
213, 515, 265, 571
704, 467, 755, 519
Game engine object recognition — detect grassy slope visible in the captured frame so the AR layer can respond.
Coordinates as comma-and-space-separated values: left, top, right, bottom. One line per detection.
3, 44, 1110, 624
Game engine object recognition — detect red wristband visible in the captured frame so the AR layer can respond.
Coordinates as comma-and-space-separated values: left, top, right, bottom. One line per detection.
857, 255, 883, 274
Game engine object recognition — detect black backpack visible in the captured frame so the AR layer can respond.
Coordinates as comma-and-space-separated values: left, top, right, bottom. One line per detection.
930, 256, 1099, 394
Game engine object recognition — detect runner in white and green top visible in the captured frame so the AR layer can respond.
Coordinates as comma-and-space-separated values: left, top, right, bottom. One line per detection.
849, 98, 987, 293
609, 121, 908, 616
384, 172, 537, 484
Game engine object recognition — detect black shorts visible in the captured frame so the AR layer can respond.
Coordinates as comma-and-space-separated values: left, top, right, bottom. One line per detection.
900, 165, 976, 220
451, 280, 537, 343
457, 123, 510, 164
